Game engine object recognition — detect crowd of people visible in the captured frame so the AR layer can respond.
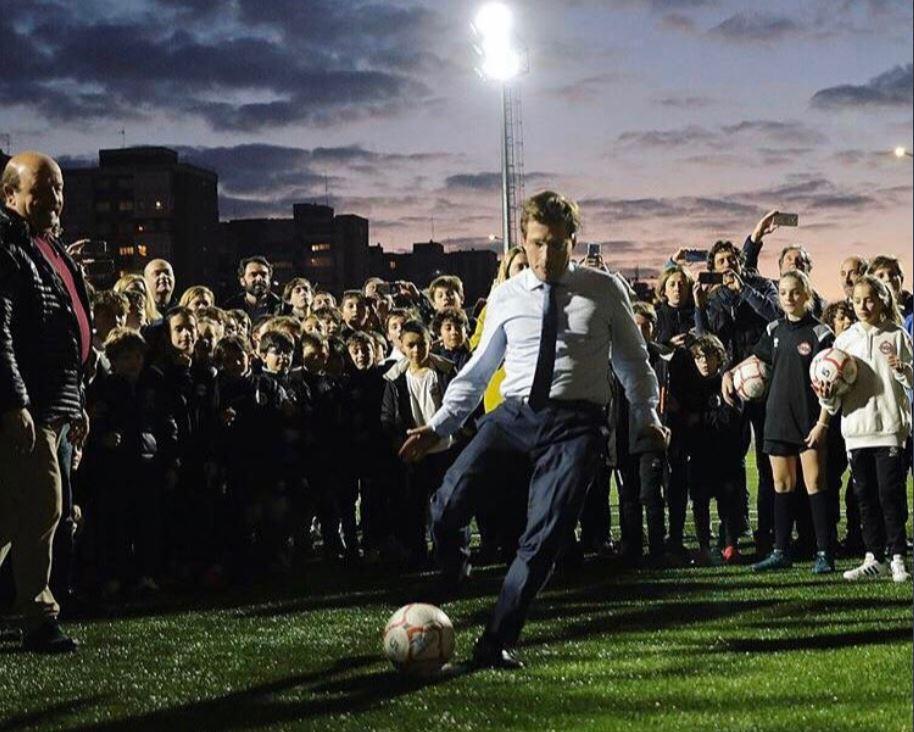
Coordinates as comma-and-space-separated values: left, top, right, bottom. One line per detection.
1, 152, 912, 656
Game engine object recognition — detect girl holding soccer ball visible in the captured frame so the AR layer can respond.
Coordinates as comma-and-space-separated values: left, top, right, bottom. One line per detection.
725, 270, 836, 573
817, 275, 913, 583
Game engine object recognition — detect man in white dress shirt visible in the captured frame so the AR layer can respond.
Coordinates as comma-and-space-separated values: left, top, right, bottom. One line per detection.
399, 191, 665, 669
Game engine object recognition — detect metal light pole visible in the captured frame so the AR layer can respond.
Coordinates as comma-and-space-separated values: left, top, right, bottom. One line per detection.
473, 3, 525, 254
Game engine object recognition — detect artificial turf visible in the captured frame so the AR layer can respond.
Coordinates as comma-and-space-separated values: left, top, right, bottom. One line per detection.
1, 465, 912, 732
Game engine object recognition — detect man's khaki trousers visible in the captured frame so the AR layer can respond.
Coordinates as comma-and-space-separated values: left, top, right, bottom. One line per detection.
0, 424, 63, 628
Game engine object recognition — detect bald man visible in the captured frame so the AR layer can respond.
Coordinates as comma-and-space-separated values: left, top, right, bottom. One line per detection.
839, 256, 867, 301
143, 258, 175, 319
0, 152, 91, 652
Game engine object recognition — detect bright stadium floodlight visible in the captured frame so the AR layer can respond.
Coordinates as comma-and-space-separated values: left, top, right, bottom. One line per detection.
474, 3, 521, 82
894, 146, 912, 158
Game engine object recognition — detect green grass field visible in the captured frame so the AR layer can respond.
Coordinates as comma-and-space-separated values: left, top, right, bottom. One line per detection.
1, 462, 912, 732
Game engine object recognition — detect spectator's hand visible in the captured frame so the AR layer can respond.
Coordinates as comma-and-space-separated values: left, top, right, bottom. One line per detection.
721, 370, 738, 407
693, 281, 709, 310
2, 407, 36, 454
723, 269, 743, 293
669, 333, 689, 348
751, 210, 780, 243
804, 422, 828, 449
398, 281, 421, 300
221, 407, 237, 426
66, 239, 91, 258
672, 247, 688, 265
68, 409, 90, 449
102, 431, 122, 449
399, 425, 439, 463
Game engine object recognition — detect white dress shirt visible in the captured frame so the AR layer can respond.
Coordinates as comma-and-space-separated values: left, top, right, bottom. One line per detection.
427, 263, 660, 437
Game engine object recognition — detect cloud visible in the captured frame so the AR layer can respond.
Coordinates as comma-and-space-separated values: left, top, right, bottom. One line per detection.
443, 171, 557, 192
616, 119, 826, 150
654, 94, 716, 109
709, 12, 803, 41
810, 64, 913, 110
543, 72, 626, 103
0, 1, 443, 131
617, 125, 717, 147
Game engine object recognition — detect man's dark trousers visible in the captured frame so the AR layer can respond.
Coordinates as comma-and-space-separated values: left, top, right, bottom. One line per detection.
430, 398, 605, 647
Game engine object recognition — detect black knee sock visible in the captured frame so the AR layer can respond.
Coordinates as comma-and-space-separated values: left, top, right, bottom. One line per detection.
809, 492, 833, 553
774, 492, 794, 553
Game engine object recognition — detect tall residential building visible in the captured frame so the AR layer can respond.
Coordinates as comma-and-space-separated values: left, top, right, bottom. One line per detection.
60, 146, 219, 289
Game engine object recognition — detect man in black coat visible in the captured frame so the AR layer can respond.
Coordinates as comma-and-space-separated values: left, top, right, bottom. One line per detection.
0, 152, 92, 653
224, 255, 283, 321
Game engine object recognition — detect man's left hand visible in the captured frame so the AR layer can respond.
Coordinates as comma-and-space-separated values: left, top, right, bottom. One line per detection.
637, 423, 670, 451
68, 409, 90, 449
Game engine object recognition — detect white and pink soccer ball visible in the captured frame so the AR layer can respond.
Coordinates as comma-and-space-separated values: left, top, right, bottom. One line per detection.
383, 603, 455, 675
731, 356, 771, 402
809, 348, 858, 396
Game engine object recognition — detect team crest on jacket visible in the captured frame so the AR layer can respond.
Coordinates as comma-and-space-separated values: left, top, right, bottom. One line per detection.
879, 341, 896, 356
797, 342, 812, 356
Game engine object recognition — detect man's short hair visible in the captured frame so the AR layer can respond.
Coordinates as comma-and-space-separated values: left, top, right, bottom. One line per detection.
868, 254, 904, 281
778, 245, 812, 272
197, 306, 229, 325
282, 277, 312, 302
313, 307, 341, 324
632, 301, 657, 324
386, 308, 412, 329
237, 255, 272, 279
92, 289, 130, 318
341, 289, 366, 305
258, 329, 294, 355
345, 330, 374, 349
165, 305, 196, 326
429, 275, 464, 300
706, 240, 744, 271
520, 190, 581, 240
432, 307, 469, 336
103, 327, 146, 361
215, 335, 250, 361
400, 319, 431, 341
300, 331, 327, 353
690, 334, 727, 362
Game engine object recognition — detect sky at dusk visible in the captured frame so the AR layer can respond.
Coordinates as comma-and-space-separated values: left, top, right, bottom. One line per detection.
2, 0, 912, 299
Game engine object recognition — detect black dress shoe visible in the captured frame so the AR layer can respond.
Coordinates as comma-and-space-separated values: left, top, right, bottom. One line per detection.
471, 636, 524, 670
22, 620, 79, 654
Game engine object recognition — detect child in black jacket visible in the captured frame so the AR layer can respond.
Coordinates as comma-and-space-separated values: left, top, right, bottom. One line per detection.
679, 335, 750, 564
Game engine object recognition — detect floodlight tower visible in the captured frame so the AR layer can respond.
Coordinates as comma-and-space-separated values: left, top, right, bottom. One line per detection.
894, 146, 913, 159
473, 3, 527, 253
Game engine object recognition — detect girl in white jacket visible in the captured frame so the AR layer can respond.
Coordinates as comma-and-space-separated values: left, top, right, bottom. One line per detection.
817, 275, 913, 582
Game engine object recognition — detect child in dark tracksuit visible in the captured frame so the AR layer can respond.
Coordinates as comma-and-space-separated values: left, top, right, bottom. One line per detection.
381, 320, 457, 566
679, 335, 749, 564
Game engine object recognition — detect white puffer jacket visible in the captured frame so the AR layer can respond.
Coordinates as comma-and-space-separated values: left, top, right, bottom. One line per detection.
821, 321, 913, 450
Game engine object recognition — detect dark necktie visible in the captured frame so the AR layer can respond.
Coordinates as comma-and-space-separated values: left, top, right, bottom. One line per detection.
528, 283, 558, 410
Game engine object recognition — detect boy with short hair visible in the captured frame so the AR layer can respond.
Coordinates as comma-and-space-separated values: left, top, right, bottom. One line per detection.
677, 334, 749, 563
313, 307, 342, 339
428, 275, 464, 313
381, 320, 458, 565
431, 307, 472, 372
384, 308, 411, 364
340, 290, 370, 334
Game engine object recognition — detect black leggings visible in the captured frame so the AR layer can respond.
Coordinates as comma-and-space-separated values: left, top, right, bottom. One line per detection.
849, 446, 909, 559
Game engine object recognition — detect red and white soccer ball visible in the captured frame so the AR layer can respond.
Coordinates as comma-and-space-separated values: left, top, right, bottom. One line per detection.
809, 348, 857, 396
383, 603, 455, 675
731, 355, 771, 402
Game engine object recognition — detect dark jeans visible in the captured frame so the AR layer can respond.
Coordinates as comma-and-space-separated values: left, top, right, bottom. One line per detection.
849, 446, 909, 558
618, 450, 666, 557
430, 399, 605, 647
397, 449, 454, 560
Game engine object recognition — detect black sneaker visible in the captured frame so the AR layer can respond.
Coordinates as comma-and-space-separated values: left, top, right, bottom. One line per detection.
22, 620, 79, 654
471, 635, 524, 670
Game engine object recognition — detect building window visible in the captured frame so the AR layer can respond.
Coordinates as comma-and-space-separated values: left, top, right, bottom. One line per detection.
154, 200, 165, 211
389, 261, 397, 270
312, 243, 331, 252
307, 256, 333, 268
136, 224, 144, 232
118, 246, 135, 257
118, 200, 134, 211
137, 245, 148, 258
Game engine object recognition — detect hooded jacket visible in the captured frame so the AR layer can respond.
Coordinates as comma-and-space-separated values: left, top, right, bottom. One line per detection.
381, 354, 455, 443
820, 321, 913, 450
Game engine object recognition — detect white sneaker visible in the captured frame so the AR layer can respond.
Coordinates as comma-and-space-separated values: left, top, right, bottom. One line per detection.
842, 552, 884, 580
889, 555, 911, 584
